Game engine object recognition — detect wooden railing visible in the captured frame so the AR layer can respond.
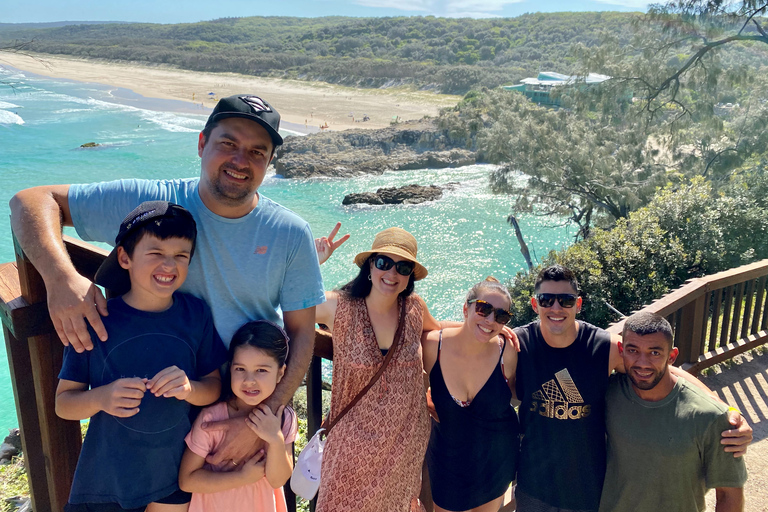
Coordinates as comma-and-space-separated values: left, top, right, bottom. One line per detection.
606, 259, 768, 375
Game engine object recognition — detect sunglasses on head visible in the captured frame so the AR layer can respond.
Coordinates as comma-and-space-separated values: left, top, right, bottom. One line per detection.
372, 255, 415, 276
467, 299, 512, 325
535, 293, 578, 308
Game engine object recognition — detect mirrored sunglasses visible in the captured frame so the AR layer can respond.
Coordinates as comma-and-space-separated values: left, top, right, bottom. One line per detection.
535, 293, 578, 308
467, 299, 512, 325
373, 255, 415, 276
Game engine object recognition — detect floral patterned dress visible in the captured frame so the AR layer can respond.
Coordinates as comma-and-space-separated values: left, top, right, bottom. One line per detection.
316, 294, 430, 512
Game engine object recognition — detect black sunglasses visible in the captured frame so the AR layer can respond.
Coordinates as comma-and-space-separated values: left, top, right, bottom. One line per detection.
467, 299, 512, 325
372, 255, 415, 277
535, 293, 578, 308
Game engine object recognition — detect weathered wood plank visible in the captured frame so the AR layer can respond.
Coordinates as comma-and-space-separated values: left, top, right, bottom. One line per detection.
720, 285, 735, 348
752, 276, 766, 334
702, 259, 768, 290
13, 236, 82, 512
683, 330, 768, 376
3, 325, 51, 512
730, 282, 744, 344
708, 289, 722, 352
741, 279, 755, 339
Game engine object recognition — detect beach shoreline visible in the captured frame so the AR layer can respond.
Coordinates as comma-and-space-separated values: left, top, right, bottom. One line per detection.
0, 52, 461, 132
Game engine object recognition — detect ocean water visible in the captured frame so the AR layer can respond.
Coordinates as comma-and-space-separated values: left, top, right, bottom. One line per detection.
0, 67, 574, 432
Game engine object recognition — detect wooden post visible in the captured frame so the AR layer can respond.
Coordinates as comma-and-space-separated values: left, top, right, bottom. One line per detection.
13, 237, 82, 512
3, 323, 52, 512
676, 294, 707, 365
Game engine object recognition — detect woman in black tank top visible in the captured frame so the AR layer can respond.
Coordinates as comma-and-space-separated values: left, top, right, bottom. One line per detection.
422, 278, 521, 512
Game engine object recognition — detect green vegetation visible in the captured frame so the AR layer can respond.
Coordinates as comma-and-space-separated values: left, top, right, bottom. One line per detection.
0, 12, 638, 93
0, 459, 28, 512
428, 1, 768, 326
506, 173, 768, 327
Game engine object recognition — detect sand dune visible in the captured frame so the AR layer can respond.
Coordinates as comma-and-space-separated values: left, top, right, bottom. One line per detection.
0, 52, 461, 131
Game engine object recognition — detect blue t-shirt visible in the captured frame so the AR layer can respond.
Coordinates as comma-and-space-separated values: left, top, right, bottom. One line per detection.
59, 293, 227, 509
69, 178, 325, 345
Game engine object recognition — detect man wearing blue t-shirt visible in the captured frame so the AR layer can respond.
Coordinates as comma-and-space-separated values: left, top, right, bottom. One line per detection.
10, 94, 340, 465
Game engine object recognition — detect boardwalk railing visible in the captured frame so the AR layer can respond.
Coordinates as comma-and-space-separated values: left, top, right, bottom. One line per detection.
606, 259, 768, 375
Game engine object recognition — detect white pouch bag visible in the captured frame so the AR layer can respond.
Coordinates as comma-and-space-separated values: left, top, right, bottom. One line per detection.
290, 428, 326, 500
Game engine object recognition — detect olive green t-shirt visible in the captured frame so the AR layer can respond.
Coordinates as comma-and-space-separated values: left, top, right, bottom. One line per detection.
599, 375, 747, 512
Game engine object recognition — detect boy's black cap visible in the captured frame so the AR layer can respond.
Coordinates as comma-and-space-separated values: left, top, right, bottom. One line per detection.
94, 201, 197, 295
205, 95, 283, 148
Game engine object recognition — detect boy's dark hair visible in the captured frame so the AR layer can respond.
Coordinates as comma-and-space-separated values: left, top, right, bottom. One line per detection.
622, 312, 674, 349
119, 211, 198, 259
94, 201, 197, 295
340, 254, 415, 298
221, 320, 290, 403
534, 264, 580, 293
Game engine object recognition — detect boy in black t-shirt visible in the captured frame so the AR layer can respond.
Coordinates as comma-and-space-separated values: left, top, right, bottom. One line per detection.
56, 201, 227, 512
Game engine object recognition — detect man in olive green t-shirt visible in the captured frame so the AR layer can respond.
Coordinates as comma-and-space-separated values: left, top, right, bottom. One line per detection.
599, 312, 747, 512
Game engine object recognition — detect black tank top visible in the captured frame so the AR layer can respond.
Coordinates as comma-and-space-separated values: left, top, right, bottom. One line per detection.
514, 321, 611, 511
426, 332, 520, 510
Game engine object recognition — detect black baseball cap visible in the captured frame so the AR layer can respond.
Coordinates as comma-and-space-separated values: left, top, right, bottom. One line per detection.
94, 201, 197, 295
205, 95, 283, 147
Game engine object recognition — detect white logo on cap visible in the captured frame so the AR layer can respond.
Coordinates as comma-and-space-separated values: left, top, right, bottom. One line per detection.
240, 96, 272, 113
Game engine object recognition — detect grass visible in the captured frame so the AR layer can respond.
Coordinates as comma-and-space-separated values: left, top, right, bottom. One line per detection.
0, 458, 29, 512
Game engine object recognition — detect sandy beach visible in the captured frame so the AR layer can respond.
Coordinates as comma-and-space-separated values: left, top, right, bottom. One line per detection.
0, 52, 461, 131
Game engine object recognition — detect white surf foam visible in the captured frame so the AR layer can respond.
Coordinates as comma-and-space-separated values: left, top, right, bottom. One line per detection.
0, 101, 20, 109
0, 110, 24, 125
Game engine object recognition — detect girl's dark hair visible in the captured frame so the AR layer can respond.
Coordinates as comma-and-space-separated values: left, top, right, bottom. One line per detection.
220, 320, 289, 402
340, 254, 415, 298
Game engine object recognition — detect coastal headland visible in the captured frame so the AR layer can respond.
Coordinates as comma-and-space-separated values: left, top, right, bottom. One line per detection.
0, 52, 462, 132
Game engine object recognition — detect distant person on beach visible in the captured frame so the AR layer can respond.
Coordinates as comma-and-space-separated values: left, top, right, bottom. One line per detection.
55, 201, 227, 512
314, 227, 453, 512
422, 277, 519, 512
512, 264, 752, 512
10, 94, 347, 466
180, 320, 298, 512
599, 312, 746, 512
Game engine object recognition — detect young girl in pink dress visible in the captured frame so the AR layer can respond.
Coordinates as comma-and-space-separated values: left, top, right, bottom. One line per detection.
178, 321, 298, 512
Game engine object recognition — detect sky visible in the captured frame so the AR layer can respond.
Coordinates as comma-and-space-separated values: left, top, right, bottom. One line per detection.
4, 0, 652, 24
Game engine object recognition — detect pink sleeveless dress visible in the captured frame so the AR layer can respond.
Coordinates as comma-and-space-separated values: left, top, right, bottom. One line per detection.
316, 294, 430, 512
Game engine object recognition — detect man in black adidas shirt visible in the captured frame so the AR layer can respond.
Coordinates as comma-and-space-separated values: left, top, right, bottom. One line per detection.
512, 265, 752, 512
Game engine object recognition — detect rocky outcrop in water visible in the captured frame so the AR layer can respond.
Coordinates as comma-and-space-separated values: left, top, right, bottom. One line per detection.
343, 184, 443, 205
274, 120, 477, 178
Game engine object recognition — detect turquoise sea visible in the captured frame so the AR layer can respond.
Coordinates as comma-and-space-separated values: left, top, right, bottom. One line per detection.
0, 66, 574, 432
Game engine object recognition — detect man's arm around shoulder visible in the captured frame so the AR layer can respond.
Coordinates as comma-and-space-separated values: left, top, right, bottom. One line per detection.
204, 306, 316, 466
10, 185, 108, 351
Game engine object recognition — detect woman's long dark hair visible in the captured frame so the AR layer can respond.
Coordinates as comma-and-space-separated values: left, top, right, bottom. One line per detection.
220, 320, 289, 403
340, 254, 415, 298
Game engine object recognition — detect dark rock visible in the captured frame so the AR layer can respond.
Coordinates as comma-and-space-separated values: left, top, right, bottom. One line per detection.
342, 192, 385, 205
275, 119, 479, 178
79, 142, 100, 148
343, 184, 443, 206
0, 428, 21, 463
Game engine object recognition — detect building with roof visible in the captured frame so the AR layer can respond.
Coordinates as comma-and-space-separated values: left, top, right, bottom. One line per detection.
503, 71, 611, 107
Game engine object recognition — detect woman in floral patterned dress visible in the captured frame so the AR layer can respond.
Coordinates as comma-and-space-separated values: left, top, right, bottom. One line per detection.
314, 227, 445, 512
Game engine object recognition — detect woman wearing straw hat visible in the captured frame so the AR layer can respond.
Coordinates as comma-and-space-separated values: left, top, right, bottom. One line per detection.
314, 227, 445, 512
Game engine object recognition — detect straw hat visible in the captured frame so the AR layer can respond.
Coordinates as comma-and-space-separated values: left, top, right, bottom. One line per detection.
354, 227, 428, 281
